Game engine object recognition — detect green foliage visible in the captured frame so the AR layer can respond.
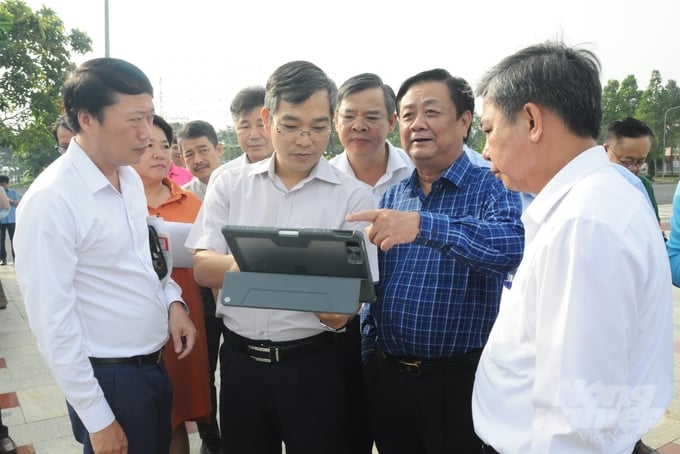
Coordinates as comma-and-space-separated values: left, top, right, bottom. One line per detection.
0, 0, 91, 178
600, 76, 643, 142
636, 71, 672, 175
467, 112, 485, 153
600, 70, 680, 177
216, 126, 242, 163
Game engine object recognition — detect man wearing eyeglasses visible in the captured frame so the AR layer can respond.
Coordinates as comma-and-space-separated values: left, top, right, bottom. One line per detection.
330, 73, 414, 204
186, 60, 377, 454
329, 73, 413, 454
604, 117, 659, 222
51, 114, 75, 155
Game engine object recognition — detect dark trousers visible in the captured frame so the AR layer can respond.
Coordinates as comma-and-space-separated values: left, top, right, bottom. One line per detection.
333, 317, 373, 454
219, 332, 352, 454
0, 405, 7, 439
67, 361, 173, 454
0, 223, 15, 261
365, 350, 483, 454
196, 287, 222, 447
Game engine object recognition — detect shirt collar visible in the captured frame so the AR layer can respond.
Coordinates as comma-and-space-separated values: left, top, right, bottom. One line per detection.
251, 152, 342, 187
66, 141, 125, 194
406, 150, 472, 191
523, 145, 609, 228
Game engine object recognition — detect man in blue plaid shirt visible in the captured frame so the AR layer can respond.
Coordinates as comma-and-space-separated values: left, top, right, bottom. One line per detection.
348, 69, 524, 454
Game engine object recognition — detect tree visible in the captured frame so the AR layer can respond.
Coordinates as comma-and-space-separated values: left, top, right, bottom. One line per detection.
600, 76, 642, 143
0, 0, 91, 178
468, 112, 485, 153
636, 70, 665, 175
216, 126, 241, 163
656, 79, 680, 167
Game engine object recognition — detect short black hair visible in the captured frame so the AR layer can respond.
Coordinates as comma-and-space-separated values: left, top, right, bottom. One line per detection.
264, 61, 337, 117
177, 120, 218, 149
606, 117, 654, 142
337, 73, 396, 116
63, 58, 153, 132
230, 86, 265, 121
0, 176, 9, 185
152, 115, 173, 144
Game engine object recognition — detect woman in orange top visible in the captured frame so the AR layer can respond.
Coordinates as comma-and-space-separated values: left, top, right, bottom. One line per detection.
132, 114, 212, 454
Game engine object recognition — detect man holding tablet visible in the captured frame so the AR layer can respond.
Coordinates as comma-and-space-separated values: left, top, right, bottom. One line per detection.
186, 60, 376, 454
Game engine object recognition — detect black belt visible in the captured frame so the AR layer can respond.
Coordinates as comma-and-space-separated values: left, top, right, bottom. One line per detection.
379, 348, 482, 376
89, 348, 164, 366
222, 328, 334, 363
481, 443, 500, 454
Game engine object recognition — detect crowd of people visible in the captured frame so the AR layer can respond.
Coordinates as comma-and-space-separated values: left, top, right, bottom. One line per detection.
6, 40, 679, 454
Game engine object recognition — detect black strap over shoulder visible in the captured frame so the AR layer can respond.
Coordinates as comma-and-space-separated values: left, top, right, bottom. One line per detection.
148, 225, 168, 281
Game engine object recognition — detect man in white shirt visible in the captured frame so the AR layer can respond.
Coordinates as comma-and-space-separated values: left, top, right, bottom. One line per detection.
330, 73, 414, 204
186, 60, 377, 454
329, 72, 412, 454
14, 58, 196, 454
472, 41, 673, 453
180, 120, 224, 201
207, 86, 275, 183
182, 91, 274, 454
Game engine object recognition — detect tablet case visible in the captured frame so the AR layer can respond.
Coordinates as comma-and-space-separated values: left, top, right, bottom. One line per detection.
220, 226, 377, 314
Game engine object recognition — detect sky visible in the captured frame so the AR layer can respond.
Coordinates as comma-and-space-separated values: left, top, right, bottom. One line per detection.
22, 0, 680, 129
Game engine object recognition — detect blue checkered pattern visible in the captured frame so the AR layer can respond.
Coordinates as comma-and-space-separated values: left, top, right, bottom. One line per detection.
362, 155, 525, 359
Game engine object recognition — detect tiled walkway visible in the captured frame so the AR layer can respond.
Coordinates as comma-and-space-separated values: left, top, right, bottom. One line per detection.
0, 205, 678, 453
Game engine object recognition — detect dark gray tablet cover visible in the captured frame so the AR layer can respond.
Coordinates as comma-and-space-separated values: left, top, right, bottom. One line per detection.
221, 225, 377, 304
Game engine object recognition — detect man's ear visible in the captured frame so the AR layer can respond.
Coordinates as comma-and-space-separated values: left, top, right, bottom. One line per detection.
77, 110, 96, 131
387, 113, 398, 134
523, 103, 543, 143
261, 106, 271, 129
459, 110, 472, 139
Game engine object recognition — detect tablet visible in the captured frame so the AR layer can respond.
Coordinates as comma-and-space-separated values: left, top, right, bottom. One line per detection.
221, 225, 377, 303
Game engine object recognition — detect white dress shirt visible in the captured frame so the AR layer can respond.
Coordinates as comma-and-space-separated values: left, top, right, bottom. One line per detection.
182, 176, 207, 201
328, 141, 414, 203
472, 146, 673, 453
14, 143, 183, 433
186, 154, 377, 342
208, 153, 250, 185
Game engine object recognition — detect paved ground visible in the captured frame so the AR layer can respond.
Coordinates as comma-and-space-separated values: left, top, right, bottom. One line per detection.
0, 206, 679, 453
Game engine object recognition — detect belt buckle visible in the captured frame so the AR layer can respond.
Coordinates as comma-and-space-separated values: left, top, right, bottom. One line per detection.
248, 345, 280, 363
397, 359, 422, 376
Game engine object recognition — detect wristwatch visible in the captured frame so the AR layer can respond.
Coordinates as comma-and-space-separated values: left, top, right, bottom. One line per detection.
318, 313, 355, 332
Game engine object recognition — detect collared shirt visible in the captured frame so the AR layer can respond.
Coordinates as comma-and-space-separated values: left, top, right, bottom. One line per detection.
185, 153, 377, 342
182, 176, 207, 201
0, 187, 18, 223
363, 152, 524, 359
207, 154, 251, 187
473, 146, 673, 453
167, 161, 193, 186
14, 143, 183, 433
328, 140, 414, 203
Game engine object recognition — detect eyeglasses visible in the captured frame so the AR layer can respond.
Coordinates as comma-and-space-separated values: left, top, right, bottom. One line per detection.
275, 124, 332, 140
609, 147, 647, 170
337, 113, 387, 126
